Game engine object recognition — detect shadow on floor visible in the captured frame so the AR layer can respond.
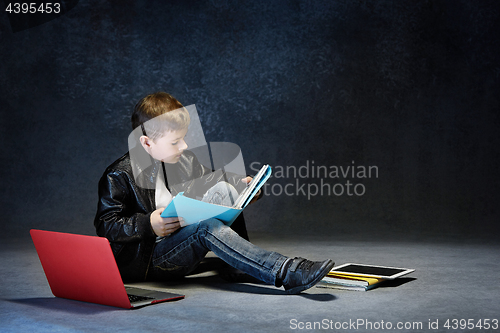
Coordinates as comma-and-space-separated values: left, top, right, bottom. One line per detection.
6, 297, 121, 313
142, 269, 338, 301
378, 277, 417, 288
139, 256, 337, 300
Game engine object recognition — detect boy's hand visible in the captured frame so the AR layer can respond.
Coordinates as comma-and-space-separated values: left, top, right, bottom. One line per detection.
242, 176, 261, 205
150, 208, 183, 237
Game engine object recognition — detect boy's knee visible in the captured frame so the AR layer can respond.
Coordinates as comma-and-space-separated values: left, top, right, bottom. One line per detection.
196, 218, 225, 234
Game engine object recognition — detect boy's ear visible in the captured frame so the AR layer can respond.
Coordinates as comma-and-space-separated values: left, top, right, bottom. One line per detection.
139, 135, 153, 152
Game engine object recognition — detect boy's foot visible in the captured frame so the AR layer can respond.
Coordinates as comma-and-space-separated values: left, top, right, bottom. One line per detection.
281, 257, 335, 294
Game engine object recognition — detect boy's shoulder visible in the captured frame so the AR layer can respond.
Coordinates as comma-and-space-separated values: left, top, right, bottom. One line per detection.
100, 152, 146, 188
104, 152, 132, 174
102, 149, 200, 181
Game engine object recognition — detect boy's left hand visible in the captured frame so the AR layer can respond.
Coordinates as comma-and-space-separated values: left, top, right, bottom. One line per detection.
242, 176, 261, 205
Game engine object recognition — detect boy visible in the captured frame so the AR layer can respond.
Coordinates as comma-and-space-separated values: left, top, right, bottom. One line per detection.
94, 92, 334, 294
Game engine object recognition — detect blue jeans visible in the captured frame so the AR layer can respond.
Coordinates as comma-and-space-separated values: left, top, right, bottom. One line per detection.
149, 182, 289, 285
201, 181, 239, 206
150, 219, 288, 285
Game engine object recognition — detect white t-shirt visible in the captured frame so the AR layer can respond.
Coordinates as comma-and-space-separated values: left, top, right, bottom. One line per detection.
155, 168, 173, 209
154, 168, 173, 242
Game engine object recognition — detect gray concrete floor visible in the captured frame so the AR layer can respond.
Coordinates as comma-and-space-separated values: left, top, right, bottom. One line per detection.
1, 233, 499, 333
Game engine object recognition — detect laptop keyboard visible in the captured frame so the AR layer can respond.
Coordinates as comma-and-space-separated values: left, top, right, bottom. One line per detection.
128, 294, 155, 303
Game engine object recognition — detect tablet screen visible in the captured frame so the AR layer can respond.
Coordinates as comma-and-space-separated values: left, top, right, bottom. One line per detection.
330, 263, 414, 279
335, 264, 405, 276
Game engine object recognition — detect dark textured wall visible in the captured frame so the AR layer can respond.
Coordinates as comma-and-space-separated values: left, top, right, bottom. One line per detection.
1, 0, 499, 241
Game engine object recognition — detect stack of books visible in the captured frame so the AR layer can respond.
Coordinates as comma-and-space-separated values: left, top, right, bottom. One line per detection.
318, 271, 387, 291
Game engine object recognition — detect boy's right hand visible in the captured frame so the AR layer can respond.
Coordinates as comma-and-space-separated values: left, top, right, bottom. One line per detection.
150, 208, 183, 237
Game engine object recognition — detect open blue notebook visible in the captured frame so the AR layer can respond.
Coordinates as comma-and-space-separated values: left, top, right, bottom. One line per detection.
161, 165, 272, 226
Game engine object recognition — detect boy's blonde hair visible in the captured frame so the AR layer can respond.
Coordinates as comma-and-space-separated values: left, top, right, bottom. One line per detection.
131, 92, 190, 141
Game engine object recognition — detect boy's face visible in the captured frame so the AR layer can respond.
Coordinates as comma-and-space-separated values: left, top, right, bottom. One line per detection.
143, 127, 189, 164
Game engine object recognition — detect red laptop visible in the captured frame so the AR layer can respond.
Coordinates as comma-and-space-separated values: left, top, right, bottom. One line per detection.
30, 229, 185, 309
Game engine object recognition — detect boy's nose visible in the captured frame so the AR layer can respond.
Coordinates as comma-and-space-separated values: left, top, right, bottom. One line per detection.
179, 139, 188, 151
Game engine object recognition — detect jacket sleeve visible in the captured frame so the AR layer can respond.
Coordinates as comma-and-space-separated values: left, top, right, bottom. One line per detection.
94, 168, 157, 243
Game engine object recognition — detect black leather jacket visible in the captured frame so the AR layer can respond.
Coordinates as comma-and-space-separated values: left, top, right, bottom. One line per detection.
94, 150, 249, 282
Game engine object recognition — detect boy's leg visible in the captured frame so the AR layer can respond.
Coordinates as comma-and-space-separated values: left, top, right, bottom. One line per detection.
149, 218, 335, 294
149, 219, 287, 285
201, 181, 249, 240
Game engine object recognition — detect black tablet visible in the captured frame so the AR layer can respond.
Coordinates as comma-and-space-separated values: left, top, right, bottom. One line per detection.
330, 263, 415, 279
